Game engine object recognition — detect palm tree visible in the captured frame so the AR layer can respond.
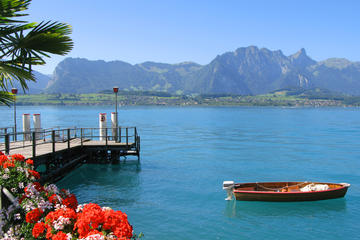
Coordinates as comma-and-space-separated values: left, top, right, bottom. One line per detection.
0, 0, 73, 105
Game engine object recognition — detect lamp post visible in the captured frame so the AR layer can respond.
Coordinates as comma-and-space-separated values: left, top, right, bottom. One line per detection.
113, 87, 119, 142
11, 88, 18, 141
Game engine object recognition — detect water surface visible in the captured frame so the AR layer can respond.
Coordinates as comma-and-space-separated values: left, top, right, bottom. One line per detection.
1, 106, 359, 239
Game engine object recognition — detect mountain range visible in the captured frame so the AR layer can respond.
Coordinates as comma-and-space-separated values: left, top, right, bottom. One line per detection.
14, 71, 51, 94
38, 46, 360, 95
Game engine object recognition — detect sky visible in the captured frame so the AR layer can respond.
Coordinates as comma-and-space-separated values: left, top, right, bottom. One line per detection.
25, 0, 360, 74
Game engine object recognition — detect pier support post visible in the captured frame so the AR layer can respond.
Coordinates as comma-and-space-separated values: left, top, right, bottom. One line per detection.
119, 127, 122, 143
5, 134, 9, 155
126, 128, 128, 145
52, 130, 55, 153
32, 132, 36, 158
67, 129, 71, 149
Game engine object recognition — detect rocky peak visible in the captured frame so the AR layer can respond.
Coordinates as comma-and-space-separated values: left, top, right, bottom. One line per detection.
289, 48, 316, 69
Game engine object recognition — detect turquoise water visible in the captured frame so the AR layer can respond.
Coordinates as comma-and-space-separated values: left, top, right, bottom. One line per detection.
1, 106, 360, 239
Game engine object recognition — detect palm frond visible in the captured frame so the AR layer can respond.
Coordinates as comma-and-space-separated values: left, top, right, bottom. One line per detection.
0, 0, 31, 22
22, 21, 74, 55
0, 90, 14, 106
0, 61, 34, 91
0, 23, 36, 37
31, 21, 73, 36
0, 0, 73, 98
0, 21, 73, 61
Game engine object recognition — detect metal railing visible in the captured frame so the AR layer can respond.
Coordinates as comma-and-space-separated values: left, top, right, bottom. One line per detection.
79, 127, 138, 146
0, 127, 15, 137
0, 127, 140, 158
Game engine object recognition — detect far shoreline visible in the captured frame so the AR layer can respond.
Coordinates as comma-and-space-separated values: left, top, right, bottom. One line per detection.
6, 89, 360, 108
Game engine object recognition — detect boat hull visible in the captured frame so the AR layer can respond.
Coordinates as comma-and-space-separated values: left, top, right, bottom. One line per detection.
233, 182, 349, 202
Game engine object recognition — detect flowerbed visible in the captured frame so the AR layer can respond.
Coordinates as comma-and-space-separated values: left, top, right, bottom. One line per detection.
0, 152, 140, 239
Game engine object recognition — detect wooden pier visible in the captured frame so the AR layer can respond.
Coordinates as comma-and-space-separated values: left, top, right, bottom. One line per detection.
0, 127, 140, 182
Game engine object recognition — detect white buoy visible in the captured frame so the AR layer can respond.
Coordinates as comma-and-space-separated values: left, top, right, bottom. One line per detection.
111, 112, 118, 141
223, 181, 235, 200
22, 114, 31, 141
99, 113, 107, 141
33, 114, 42, 140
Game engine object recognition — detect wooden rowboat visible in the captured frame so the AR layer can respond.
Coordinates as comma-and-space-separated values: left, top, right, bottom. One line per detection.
223, 181, 350, 202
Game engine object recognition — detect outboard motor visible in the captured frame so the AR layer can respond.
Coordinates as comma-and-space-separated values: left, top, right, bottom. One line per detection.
223, 181, 235, 200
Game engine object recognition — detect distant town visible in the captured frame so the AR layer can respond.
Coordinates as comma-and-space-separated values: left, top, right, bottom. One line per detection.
14, 88, 360, 107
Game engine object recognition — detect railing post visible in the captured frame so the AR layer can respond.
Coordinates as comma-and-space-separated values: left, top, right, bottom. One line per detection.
5, 134, 10, 155
52, 130, 55, 153
32, 132, 36, 158
81, 128, 83, 146
138, 136, 141, 152
67, 128, 71, 149
135, 127, 137, 142
119, 127, 121, 143
105, 128, 108, 146
126, 127, 128, 145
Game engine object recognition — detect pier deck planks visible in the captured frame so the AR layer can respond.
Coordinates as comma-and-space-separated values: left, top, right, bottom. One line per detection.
4, 138, 134, 159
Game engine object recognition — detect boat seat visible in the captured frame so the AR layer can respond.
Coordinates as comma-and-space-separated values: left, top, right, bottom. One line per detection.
287, 186, 300, 192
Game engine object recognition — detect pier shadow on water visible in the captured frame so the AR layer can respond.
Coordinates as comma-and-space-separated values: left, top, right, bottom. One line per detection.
57, 160, 141, 209
224, 198, 347, 219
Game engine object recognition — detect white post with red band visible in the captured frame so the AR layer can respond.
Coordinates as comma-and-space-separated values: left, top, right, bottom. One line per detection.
99, 113, 107, 141
111, 112, 118, 141
33, 114, 42, 140
22, 114, 31, 141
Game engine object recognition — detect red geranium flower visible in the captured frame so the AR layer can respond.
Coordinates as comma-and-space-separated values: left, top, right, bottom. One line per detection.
48, 194, 62, 205
26, 159, 34, 165
10, 153, 25, 161
52, 231, 68, 240
31, 182, 45, 192
3, 161, 15, 168
32, 222, 46, 238
62, 194, 78, 209
46, 224, 53, 239
74, 203, 104, 238
26, 208, 43, 223
28, 169, 41, 179
0, 155, 8, 165
45, 207, 77, 225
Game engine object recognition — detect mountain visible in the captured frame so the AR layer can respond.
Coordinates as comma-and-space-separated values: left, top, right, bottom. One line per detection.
45, 46, 360, 95
14, 71, 51, 94
46, 58, 202, 94
184, 46, 312, 95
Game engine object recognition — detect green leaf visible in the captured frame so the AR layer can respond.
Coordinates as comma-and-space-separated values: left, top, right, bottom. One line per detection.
0, 90, 14, 105
0, 61, 34, 90
0, 0, 73, 104
0, 0, 31, 22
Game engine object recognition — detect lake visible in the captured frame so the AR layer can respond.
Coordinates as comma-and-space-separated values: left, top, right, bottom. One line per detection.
1, 105, 359, 239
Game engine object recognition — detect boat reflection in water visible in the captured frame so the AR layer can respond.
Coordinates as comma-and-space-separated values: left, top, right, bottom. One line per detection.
224, 198, 347, 219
